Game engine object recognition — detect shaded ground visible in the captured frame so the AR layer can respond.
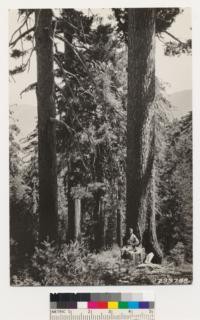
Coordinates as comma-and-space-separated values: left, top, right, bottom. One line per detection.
11, 244, 192, 286
102, 260, 192, 285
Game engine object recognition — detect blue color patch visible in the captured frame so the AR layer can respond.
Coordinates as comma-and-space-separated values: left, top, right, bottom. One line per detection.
139, 302, 149, 309
128, 302, 139, 309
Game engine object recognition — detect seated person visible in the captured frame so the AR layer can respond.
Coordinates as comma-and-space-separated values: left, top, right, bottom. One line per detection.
127, 228, 140, 251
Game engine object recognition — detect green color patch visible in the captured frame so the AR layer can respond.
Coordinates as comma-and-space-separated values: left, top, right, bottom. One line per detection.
119, 302, 128, 309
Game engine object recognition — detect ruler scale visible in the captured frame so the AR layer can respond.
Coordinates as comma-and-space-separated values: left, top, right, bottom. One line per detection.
50, 293, 155, 320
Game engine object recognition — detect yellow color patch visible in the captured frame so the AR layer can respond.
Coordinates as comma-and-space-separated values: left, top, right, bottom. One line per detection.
108, 302, 118, 309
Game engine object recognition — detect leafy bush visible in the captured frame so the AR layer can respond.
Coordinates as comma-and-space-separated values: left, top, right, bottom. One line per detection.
169, 242, 185, 266
11, 242, 124, 286
11, 273, 41, 286
29, 241, 120, 285
30, 241, 90, 285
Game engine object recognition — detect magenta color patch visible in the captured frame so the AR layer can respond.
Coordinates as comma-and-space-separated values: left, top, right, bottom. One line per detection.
88, 302, 98, 309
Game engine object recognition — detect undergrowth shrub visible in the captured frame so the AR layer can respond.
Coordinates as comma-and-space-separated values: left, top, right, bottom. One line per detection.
11, 241, 192, 286
11, 242, 123, 286
31, 241, 95, 285
169, 242, 185, 266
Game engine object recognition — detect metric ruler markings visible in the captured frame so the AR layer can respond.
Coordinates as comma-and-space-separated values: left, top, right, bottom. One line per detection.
50, 310, 155, 320
50, 292, 155, 320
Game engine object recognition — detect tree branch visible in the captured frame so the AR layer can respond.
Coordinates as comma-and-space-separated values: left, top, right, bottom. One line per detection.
50, 117, 75, 134
24, 46, 35, 71
9, 26, 35, 48
55, 33, 88, 71
163, 30, 185, 45
10, 11, 33, 44
54, 55, 81, 86
20, 82, 37, 98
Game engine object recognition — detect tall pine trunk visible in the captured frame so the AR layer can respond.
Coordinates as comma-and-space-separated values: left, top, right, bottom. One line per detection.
74, 198, 81, 240
116, 181, 123, 247
127, 8, 162, 262
35, 10, 58, 242
62, 9, 77, 243
117, 208, 122, 247
67, 175, 75, 242
93, 144, 105, 251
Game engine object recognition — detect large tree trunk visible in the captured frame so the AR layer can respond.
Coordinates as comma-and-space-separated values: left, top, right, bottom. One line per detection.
117, 208, 122, 247
67, 174, 75, 242
35, 10, 58, 242
61, 9, 76, 243
127, 8, 162, 262
116, 181, 123, 247
67, 175, 82, 243
93, 144, 105, 251
93, 194, 105, 250
74, 198, 81, 240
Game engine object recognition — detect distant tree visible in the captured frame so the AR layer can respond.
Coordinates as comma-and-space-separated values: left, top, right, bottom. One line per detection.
9, 111, 35, 272
54, 14, 127, 249
157, 112, 192, 262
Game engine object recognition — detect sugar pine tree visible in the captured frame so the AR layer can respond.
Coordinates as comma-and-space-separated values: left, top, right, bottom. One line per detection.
124, 8, 191, 262
127, 9, 162, 262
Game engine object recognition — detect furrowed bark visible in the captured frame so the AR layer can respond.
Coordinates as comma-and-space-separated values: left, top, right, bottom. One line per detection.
127, 8, 162, 262
35, 9, 58, 242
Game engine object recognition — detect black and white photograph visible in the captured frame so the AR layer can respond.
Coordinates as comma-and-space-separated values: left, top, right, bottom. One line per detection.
9, 8, 192, 286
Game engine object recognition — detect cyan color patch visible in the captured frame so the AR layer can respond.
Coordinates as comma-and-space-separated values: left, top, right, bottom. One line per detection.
128, 301, 139, 309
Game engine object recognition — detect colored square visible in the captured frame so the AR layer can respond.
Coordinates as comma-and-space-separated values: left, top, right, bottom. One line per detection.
50, 302, 57, 309
66, 301, 77, 309
99, 293, 108, 301
88, 302, 98, 309
149, 302, 155, 309
109, 293, 121, 301
57, 301, 64, 309
97, 302, 108, 309
128, 302, 139, 309
108, 302, 118, 309
139, 302, 149, 309
77, 302, 87, 309
77, 293, 91, 301
60, 293, 74, 301
103, 294, 111, 302
50, 294, 58, 302
119, 302, 128, 309
121, 293, 132, 301
131, 293, 143, 301
91, 293, 101, 301
142, 292, 154, 301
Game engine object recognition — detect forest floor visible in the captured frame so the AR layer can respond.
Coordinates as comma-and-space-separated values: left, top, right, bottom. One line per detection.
11, 244, 192, 286
104, 260, 192, 285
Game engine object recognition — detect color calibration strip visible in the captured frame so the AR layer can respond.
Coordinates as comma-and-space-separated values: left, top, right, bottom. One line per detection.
50, 292, 155, 309
50, 293, 155, 320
